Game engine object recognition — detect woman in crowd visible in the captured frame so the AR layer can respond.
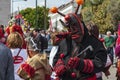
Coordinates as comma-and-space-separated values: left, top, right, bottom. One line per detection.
6, 32, 28, 80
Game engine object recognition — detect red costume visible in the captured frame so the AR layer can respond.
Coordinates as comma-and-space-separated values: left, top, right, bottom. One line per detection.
0, 28, 6, 44
49, 0, 107, 80
6, 23, 26, 49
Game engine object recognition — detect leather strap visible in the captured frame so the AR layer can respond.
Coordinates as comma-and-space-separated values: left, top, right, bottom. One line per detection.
13, 48, 21, 62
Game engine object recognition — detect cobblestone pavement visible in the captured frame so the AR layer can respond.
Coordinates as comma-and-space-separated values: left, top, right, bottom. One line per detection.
103, 65, 117, 80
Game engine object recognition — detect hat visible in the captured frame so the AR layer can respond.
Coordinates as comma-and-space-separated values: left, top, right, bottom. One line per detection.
25, 37, 40, 51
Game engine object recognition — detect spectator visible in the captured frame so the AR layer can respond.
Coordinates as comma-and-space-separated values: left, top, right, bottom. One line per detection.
0, 24, 5, 34
41, 29, 46, 37
86, 22, 112, 80
46, 30, 51, 41
17, 37, 52, 80
0, 29, 14, 80
6, 32, 28, 80
104, 31, 115, 64
6, 19, 26, 49
32, 28, 48, 52
86, 22, 99, 38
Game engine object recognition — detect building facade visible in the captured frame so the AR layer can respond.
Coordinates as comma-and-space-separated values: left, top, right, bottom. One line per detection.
0, 0, 11, 26
49, 0, 82, 31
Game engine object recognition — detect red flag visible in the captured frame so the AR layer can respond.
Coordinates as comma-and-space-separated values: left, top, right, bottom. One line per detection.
15, 14, 22, 19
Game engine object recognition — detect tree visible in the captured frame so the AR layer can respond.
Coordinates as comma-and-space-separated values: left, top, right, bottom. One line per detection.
82, 0, 115, 34
108, 0, 120, 31
20, 6, 49, 29
92, 0, 114, 33
90, 0, 103, 5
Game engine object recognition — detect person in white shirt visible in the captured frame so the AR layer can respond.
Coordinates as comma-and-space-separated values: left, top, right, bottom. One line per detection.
6, 32, 28, 80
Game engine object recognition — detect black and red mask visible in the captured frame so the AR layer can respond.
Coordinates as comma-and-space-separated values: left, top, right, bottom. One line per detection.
63, 13, 84, 42
50, 0, 84, 43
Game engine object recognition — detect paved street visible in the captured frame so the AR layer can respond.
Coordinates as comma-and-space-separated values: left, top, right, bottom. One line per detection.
103, 65, 117, 80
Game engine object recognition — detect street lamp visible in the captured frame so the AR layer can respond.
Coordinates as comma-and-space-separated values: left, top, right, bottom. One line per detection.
11, 0, 27, 18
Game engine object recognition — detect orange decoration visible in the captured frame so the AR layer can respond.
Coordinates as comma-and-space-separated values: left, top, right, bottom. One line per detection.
50, 7, 58, 13
75, 0, 84, 5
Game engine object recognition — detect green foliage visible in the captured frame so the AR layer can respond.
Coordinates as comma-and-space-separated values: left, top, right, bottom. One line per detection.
108, 0, 120, 31
82, 0, 119, 34
20, 6, 49, 29
92, 0, 113, 33
81, 7, 93, 22
90, 0, 103, 5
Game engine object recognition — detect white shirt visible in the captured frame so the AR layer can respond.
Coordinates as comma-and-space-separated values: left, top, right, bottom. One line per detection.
11, 48, 28, 80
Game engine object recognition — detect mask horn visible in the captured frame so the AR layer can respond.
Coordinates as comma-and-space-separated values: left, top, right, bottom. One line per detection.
75, 5, 80, 14
57, 11, 65, 17
50, 7, 65, 17
75, 0, 84, 14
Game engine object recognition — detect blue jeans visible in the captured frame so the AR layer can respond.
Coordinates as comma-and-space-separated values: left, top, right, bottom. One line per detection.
107, 47, 114, 64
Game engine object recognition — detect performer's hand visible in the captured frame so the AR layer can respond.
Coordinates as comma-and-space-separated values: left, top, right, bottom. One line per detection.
54, 59, 66, 76
67, 57, 80, 69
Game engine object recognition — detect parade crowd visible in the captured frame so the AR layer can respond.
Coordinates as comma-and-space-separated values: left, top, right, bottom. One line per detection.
0, 6, 120, 80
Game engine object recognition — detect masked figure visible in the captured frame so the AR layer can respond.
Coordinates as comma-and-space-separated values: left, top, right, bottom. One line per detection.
49, 0, 107, 80
17, 37, 52, 80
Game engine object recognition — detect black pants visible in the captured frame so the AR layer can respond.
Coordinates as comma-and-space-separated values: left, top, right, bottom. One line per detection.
107, 47, 114, 64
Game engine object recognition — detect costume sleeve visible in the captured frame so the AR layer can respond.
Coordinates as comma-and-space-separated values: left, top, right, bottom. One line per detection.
76, 48, 107, 73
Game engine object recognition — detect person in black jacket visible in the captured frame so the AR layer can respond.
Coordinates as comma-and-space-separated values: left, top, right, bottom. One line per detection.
49, 4, 107, 80
0, 28, 14, 80
31, 28, 48, 52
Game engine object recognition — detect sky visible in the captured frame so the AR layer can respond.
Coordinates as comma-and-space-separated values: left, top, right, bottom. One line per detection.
12, 0, 71, 12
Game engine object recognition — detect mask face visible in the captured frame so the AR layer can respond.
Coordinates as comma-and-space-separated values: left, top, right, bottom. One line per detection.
50, 0, 84, 43
62, 13, 84, 43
